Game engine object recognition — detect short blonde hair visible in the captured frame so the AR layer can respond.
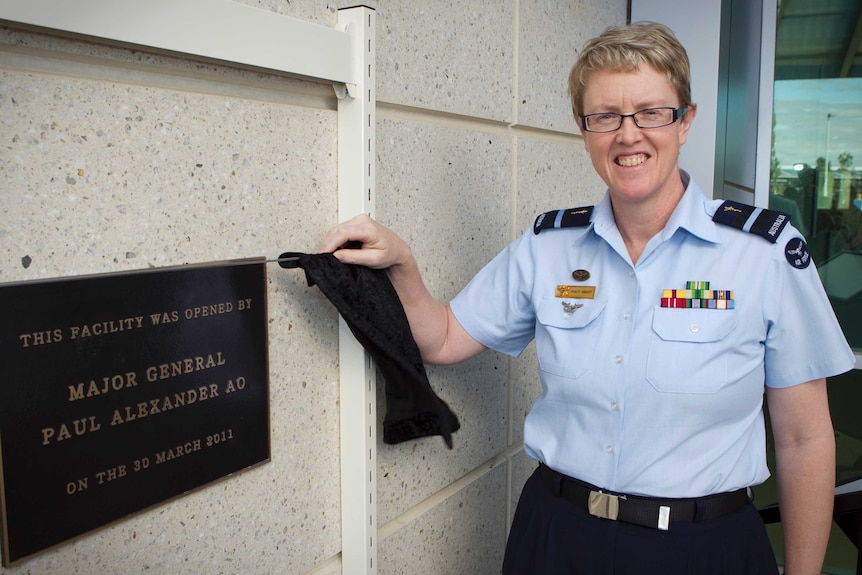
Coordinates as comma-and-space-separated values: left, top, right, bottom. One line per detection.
568, 22, 692, 118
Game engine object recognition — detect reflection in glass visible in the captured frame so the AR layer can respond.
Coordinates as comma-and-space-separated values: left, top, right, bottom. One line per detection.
770, 79, 862, 349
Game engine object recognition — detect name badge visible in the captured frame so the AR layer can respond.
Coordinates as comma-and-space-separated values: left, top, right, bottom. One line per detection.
555, 285, 596, 299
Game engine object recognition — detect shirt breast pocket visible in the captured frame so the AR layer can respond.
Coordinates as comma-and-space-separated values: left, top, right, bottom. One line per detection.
535, 297, 606, 379
646, 307, 738, 394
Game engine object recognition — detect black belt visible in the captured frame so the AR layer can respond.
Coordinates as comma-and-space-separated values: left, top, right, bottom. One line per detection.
538, 463, 749, 531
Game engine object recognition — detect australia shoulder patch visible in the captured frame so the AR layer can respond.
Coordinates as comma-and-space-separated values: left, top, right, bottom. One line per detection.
534, 206, 594, 234
712, 200, 789, 243
785, 237, 811, 269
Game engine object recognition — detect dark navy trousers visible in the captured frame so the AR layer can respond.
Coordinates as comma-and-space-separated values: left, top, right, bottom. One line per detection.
503, 467, 780, 575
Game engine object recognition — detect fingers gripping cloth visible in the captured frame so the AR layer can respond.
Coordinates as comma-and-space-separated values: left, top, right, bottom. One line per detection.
279, 252, 460, 448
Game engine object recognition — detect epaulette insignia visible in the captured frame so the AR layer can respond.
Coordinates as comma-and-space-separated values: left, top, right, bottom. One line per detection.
534, 206, 594, 234
712, 200, 789, 243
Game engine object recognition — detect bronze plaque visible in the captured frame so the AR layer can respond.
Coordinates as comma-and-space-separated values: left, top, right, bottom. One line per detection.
0, 260, 270, 566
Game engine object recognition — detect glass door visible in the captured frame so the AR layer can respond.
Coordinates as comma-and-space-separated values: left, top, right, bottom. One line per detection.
766, 1, 862, 571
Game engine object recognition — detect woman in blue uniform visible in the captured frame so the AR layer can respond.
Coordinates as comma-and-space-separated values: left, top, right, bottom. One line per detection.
321, 22, 855, 575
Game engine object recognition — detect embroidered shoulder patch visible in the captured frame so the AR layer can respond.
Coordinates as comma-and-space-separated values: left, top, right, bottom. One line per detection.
712, 200, 789, 243
533, 206, 594, 234
785, 237, 811, 269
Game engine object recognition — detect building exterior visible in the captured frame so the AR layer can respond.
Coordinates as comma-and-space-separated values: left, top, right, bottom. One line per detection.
2, 0, 860, 573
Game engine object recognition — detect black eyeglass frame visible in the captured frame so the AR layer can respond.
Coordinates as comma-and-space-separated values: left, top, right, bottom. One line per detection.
579, 106, 689, 133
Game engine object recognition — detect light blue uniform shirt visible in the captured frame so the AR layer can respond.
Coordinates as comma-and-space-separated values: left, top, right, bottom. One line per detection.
450, 174, 855, 498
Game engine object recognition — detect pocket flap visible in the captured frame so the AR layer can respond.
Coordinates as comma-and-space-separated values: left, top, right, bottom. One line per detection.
652, 307, 737, 343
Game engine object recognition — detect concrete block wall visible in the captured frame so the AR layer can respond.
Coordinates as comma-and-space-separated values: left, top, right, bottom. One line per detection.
0, 1, 625, 573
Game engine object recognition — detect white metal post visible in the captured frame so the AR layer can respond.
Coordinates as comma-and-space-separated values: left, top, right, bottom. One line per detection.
336, 6, 377, 575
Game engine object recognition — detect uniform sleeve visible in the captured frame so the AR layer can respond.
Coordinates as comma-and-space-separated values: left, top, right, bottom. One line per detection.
450, 231, 537, 357
763, 228, 856, 388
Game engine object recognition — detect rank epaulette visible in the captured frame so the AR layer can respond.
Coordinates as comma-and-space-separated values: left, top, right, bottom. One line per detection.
712, 200, 789, 243
533, 206, 594, 234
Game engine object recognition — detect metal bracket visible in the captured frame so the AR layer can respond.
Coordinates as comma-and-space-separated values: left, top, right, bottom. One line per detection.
333, 82, 358, 100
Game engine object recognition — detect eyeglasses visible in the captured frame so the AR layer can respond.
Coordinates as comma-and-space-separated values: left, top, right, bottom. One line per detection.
579, 107, 688, 133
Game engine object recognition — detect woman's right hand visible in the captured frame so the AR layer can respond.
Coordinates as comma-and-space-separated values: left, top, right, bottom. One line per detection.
319, 214, 413, 270
320, 214, 486, 365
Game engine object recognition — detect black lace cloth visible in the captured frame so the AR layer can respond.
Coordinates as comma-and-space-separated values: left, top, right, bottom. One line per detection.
280, 252, 460, 448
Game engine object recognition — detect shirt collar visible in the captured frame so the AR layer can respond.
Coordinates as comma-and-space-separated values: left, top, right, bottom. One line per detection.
663, 172, 722, 244
591, 170, 722, 245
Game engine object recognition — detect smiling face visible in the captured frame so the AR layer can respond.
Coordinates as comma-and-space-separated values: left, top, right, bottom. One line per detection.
579, 64, 696, 212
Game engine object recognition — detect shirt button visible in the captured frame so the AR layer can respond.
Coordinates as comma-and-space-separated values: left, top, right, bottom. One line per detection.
606, 445, 614, 454
690, 324, 700, 333
614, 355, 623, 364
622, 312, 632, 320
611, 402, 619, 411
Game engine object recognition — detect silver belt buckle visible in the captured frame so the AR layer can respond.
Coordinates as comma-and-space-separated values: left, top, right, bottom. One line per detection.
588, 490, 620, 520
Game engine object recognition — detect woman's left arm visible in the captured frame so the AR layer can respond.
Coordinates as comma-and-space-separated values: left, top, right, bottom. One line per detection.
766, 378, 835, 575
